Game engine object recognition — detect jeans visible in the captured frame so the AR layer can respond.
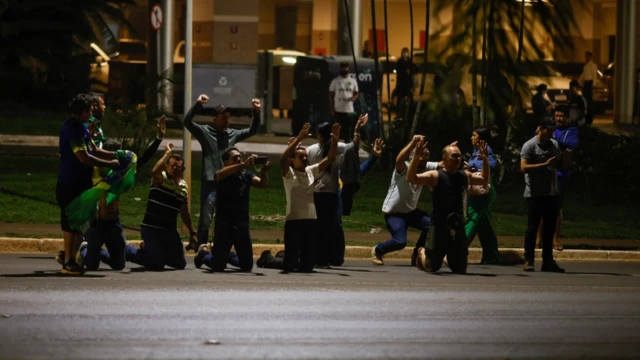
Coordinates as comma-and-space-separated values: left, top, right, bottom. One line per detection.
81, 219, 126, 270
313, 192, 339, 266
375, 209, 431, 256
424, 224, 469, 274
196, 180, 216, 245
201, 221, 253, 272
125, 226, 187, 270
283, 219, 317, 272
524, 196, 559, 263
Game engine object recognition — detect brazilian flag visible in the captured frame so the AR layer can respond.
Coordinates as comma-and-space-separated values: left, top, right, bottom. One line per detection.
65, 150, 138, 233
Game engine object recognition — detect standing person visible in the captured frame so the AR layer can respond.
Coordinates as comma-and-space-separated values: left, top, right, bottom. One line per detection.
180, 94, 262, 250
536, 105, 578, 251
256, 123, 340, 272
87, 92, 107, 148
307, 117, 365, 267
394, 47, 416, 111
124, 143, 197, 270
578, 51, 598, 126
329, 61, 359, 142
56, 94, 120, 275
194, 149, 271, 272
532, 84, 554, 121
371, 136, 439, 266
465, 127, 500, 265
75, 116, 167, 271
520, 118, 572, 273
409, 141, 490, 274
362, 40, 373, 58
568, 80, 588, 126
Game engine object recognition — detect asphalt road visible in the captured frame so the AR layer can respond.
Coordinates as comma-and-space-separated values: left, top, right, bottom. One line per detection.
1, 254, 639, 359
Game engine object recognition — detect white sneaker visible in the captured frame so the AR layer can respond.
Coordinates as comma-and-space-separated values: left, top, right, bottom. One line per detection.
76, 241, 88, 268
371, 247, 384, 265
417, 248, 427, 271
443, 256, 449, 268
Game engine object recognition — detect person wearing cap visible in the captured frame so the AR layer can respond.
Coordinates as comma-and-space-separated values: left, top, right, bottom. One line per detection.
520, 117, 572, 273
180, 94, 262, 250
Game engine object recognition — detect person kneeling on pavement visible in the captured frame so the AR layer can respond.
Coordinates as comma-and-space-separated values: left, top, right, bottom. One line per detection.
124, 143, 197, 270
194, 149, 271, 272
257, 123, 340, 272
408, 140, 490, 274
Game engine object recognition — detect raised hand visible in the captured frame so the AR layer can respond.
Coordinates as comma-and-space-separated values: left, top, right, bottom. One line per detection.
197, 94, 209, 104
157, 115, 167, 139
414, 139, 429, 162
355, 114, 367, 131
449, 141, 459, 147
372, 138, 385, 158
331, 123, 341, 141
297, 123, 311, 140
411, 135, 425, 144
165, 143, 174, 154
544, 156, 557, 167
251, 99, 261, 111
262, 161, 272, 172
243, 154, 258, 168
478, 140, 488, 159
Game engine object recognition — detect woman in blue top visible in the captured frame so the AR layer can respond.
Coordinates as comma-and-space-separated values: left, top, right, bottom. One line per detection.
465, 127, 500, 264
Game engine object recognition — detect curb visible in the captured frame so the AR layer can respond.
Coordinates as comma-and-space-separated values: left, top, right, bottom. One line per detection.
1, 237, 639, 262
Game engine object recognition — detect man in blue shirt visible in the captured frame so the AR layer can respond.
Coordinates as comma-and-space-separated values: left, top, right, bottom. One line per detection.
56, 94, 120, 275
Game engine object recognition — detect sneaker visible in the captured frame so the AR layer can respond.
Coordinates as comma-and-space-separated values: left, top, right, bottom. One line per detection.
541, 261, 565, 273
371, 247, 384, 266
275, 250, 285, 259
416, 248, 427, 271
61, 261, 85, 275
411, 248, 418, 266
194, 244, 209, 269
256, 250, 272, 268
76, 241, 87, 268
55, 250, 65, 266
442, 256, 449, 268
523, 259, 535, 272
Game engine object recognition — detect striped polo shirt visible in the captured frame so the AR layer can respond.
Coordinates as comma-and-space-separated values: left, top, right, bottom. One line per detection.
141, 171, 188, 229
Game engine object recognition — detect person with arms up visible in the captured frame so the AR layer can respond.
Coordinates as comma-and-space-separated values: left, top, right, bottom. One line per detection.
124, 143, 197, 270
256, 123, 340, 272
329, 62, 359, 142
180, 94, 262, 251
409, 140, 490, 274
56, 94, 120, 275
520, 118, 572, 273
194, 149, 271, 272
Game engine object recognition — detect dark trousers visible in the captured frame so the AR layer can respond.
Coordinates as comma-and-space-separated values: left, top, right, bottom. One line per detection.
314, 192, 339, 266
125, 226, 186, 270
81, 219, 126, 270
283, 219, 317, 272
524, 196, 559, 263
375, 209, 431, 256
196, 180, 216, 245
201, 221, 253, 272
424, 224, 469, 274
583, 80, 594, 125
334, 112, 355, 143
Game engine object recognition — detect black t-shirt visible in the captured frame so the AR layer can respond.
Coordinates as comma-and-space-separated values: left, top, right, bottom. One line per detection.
395, 58, 416, 89
215, 170, 255, 226
431, 169, 468, 226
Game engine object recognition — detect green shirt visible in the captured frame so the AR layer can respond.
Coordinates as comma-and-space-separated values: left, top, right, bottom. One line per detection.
181, 102, 260, 182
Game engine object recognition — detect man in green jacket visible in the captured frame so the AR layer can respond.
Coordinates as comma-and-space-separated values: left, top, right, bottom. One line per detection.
182, 94, 261, 250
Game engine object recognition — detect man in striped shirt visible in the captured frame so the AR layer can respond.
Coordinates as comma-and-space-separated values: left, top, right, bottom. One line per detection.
124, 143, 197, 270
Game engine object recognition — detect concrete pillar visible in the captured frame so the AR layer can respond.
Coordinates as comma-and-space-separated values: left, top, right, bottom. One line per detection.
212, 0, 259, 64
614, 0, 637, 124
349, 0, 362, 56
161, 0, 174, 111
311, 0, 339, 56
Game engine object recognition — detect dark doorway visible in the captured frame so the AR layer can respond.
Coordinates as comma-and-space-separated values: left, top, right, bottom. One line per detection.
608, 35, 615, 63
275, 6, 297, 49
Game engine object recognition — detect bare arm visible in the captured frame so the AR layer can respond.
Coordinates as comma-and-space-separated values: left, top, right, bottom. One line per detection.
252, 161, 271, 188
93, 147, 118, 160
216, 155, 257, 182
181, 94, 208, 138
281, 124, 311, 177
406, 140, 439, 189
180, 203, 197, 246
468, 141, 490, 186
318, 123, 341, 173
396, 135, 423, 173
74, 151, 118, 169
520, 158, 556, 173
151, 143, 173, 185
138, 115, 166, 168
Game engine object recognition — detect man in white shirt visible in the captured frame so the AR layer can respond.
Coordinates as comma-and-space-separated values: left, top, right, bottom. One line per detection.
371, 135, 440, 266
256, 122, 340, 273
578, 51, 598, 125
329, 61, 359, 143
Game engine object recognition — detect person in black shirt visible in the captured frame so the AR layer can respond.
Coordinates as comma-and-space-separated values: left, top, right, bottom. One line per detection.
394, 47, 417, 105
532, 84, 554, 120
194, 148, 271, 272
407, 140, 490, 274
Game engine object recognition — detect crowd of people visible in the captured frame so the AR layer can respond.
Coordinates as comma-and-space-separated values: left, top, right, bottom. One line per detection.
55, 83, 575, 275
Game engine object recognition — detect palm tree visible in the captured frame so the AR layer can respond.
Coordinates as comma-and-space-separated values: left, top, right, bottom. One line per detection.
0, 0, 134, 105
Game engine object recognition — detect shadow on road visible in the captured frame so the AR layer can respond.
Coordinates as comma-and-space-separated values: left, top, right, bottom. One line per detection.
564, 271, 632, 276
0, 270, 105, 278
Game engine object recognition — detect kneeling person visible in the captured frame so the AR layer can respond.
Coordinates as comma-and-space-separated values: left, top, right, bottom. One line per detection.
195, 149, 270, 272
408, 140, 490, 274
125, 143, 197, 270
